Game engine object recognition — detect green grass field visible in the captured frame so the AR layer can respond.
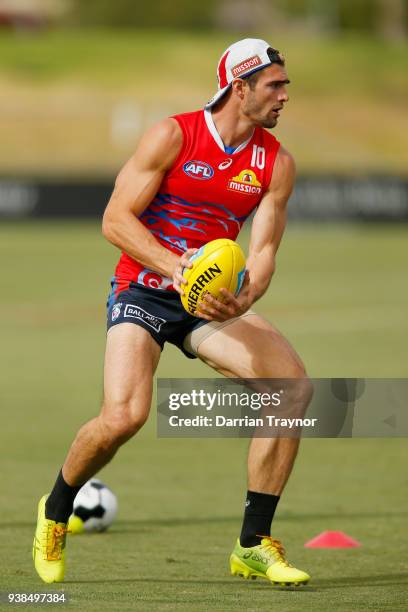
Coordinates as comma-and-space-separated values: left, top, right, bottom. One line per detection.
1, 222, 408, 611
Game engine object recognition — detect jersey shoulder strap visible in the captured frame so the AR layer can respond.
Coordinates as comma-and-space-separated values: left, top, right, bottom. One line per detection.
170, 110, 204, 164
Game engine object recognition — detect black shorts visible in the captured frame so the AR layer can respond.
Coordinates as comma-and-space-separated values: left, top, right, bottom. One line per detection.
106, 282, 208, 358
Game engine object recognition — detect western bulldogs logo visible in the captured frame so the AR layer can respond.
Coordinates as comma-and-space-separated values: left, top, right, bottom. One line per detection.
183, 160, 214, 180
111, 303, 122, 322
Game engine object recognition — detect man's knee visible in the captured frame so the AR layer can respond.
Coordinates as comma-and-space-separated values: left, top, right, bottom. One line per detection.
250, 343, 308, 380
289, 376, 314, 412
99, 400, 149, 447
250, 349, 313, 414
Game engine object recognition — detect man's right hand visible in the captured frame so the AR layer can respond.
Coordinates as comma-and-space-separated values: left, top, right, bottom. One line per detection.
172, 248, 198, 296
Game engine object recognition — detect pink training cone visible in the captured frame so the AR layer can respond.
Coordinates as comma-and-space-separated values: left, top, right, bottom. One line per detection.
305, 530, 361, 548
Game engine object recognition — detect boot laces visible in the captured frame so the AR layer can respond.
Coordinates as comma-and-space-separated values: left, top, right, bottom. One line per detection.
257, 535, 292, 567
44, 524, 69, 561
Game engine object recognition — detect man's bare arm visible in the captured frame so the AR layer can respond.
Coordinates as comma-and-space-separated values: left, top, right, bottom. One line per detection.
244, 145, 296, 303
196, 146, 296, 321
102, 118, 184, 279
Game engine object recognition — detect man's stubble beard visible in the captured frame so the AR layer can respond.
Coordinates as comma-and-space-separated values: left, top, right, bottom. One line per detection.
259, 117, 277, 129
243, 99, 277, 129
248, 113, 277, 129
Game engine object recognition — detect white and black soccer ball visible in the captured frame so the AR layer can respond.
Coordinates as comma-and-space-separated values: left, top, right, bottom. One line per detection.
69, 479, 118, 533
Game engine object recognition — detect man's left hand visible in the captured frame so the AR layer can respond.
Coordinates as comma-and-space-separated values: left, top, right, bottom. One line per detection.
195, 271, 253, 322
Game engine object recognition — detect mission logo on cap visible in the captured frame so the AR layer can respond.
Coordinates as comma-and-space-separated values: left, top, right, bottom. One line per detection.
205, 38, 284, 109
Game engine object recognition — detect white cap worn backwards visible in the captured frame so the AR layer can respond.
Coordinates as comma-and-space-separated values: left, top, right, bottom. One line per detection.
205, 38, 285, 109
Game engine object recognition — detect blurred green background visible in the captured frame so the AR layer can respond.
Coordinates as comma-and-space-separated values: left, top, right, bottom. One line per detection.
0, 1, 407, 610
0, 0, 407, 176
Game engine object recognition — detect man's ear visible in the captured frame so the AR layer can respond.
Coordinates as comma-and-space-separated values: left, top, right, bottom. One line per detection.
231, 79, 246, 101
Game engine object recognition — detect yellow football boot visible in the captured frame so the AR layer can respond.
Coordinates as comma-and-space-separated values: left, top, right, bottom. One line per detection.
32, 495, 68, 583
230, 536, 310, 586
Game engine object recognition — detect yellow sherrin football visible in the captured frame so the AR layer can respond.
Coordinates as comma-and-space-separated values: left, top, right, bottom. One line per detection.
180, 238, 246, 316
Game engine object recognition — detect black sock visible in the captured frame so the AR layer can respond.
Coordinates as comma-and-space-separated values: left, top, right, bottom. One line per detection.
239, 490, 280, 547
45, 469, 83, 524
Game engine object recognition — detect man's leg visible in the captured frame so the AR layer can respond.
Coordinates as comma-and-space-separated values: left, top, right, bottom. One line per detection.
33, 323, 161, 583
195, 314, 312, 584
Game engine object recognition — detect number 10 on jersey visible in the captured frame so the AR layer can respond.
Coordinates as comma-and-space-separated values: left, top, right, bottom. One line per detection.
251, 145, 265, 169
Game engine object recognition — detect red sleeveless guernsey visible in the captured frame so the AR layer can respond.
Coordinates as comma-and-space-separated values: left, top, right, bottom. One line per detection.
112, 109, 280, 295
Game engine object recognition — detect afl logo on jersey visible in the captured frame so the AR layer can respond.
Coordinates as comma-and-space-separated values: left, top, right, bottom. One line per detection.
183, 160, 214, 180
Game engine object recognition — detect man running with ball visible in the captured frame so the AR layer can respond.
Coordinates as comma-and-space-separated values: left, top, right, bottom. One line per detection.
33, 38, 312, 585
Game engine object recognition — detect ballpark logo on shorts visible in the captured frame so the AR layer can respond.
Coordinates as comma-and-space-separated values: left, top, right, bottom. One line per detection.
227, 169, 262, 195
231, 55, 262, 78
124, 304, 166, 332
111, 302, 122, 322
183, 160, 214, 180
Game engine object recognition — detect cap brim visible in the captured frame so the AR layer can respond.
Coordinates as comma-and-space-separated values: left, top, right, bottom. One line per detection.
204, 84, 231, 109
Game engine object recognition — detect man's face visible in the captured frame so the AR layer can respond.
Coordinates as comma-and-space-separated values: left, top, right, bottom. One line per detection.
240, 63, 290, 129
